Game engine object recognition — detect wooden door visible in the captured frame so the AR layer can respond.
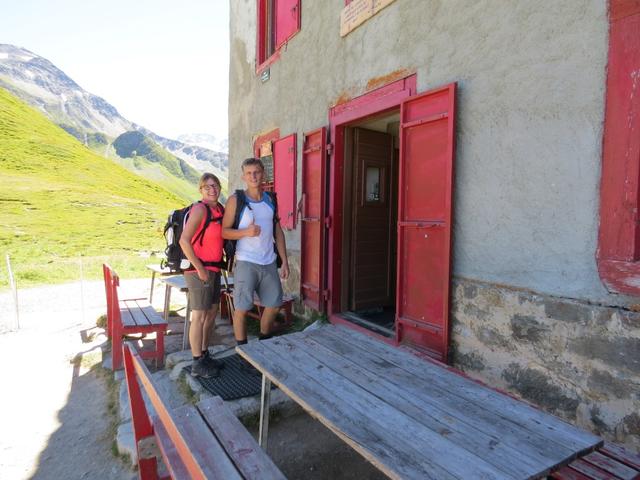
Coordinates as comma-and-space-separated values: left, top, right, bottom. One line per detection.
350, 128, 394, 311
301, 128, 328, 311
396, 83, 456, 362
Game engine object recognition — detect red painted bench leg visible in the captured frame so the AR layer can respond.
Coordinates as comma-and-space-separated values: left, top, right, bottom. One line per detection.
155, 330, 165, 369
112, 329, 123, 371
123, 345, 159, 480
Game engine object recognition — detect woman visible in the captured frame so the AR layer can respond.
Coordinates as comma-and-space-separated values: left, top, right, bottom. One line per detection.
179, 173, 225, 378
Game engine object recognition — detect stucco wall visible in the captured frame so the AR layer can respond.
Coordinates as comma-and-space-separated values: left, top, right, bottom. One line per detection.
229, 0, 611, 302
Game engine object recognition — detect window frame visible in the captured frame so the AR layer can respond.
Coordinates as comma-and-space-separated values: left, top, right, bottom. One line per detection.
256, 0, 301, 74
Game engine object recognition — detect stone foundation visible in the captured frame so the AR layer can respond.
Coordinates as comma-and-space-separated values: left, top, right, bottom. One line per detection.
450, 278, 640, 452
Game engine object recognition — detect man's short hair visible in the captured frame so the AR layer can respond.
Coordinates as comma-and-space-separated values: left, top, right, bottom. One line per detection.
241, 157, 265, 172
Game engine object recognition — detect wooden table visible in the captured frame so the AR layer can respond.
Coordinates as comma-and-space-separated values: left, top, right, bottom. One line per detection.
158, 275, 191, 351
145, 264, 175, 303
237, 325, 603, 480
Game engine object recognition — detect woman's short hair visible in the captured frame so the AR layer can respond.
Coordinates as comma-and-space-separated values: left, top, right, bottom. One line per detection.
198, 172, 221, 189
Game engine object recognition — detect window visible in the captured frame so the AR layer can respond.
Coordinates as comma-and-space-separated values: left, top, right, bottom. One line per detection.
253, 129, 298, 230
597, 1, 640, 295
256, 0, 300, 71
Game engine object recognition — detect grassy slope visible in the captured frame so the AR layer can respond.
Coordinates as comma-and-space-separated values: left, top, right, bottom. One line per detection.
0, 87, 189, 288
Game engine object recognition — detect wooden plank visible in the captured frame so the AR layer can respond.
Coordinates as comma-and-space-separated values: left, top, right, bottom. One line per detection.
239, 340, 509, 480
124, 299, 151, 326
317, 326, 601, 453
197, 396, 286, 480
309, 327, 585, 464
135, 300, 167, 326
601, 443, 640, 471
569, 459, 621, 480
119, 301, 136, 328
550, 466, 594, 480
162, 275, 188, 292
152, 414, 191, 480
169, 405, 244, 480
286, 333, 560, 479
583, 451, 640, 480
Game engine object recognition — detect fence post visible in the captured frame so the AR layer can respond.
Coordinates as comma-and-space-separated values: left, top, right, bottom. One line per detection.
79, 254, 85, 325
6, 254, 19, 331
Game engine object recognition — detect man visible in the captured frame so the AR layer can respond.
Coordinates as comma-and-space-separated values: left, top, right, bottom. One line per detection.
179, 173, 225, 378
222, 158, 289, 348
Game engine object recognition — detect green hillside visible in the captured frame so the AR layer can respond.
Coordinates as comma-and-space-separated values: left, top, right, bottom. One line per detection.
0, 87, 188, 288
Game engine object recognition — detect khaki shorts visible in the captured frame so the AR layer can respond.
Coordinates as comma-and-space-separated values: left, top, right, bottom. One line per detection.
184, 270, 221, 311
234, 261, 283, 311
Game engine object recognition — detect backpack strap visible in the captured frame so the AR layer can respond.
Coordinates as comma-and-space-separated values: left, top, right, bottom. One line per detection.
191, 202, 213, 247
232, 189, 247, 229
265, 191, 280, 239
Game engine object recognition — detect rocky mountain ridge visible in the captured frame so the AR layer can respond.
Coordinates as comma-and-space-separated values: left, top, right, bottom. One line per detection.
0, 43, 228, 178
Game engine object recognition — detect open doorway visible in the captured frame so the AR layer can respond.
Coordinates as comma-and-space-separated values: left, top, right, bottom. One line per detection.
340, 109, 400, 337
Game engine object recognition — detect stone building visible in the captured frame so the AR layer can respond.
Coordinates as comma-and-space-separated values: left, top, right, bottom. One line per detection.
228, 0, 640, 450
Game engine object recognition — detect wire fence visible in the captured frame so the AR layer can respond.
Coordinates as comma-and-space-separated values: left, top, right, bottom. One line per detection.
0, 252, 164, 334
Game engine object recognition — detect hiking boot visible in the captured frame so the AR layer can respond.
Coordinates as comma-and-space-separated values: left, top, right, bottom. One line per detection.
202, 349, 225, 369
191, 357, 220, 378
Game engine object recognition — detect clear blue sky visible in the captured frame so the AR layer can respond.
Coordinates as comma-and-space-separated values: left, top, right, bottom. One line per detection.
0, 0, 229, 140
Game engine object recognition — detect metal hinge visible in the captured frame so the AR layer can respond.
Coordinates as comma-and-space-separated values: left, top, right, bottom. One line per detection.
322, 289, 330, 301
326, 143, 334, 155
324, 216, 332, 228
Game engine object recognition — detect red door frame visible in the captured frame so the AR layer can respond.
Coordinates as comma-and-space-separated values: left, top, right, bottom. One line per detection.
327, 74, 417, 345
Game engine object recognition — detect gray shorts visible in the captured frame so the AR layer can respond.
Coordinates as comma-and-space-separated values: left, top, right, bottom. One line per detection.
184, 271, 221, 311
234, 260, 283, 311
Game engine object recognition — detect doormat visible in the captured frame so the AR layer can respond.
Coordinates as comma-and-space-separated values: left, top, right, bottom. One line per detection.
183, 353, 273, 401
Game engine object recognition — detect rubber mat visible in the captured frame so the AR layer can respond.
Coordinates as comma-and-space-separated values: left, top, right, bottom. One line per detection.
183, 353, 273, 401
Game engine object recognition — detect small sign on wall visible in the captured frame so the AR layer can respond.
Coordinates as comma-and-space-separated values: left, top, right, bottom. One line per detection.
340, 0, 397, 37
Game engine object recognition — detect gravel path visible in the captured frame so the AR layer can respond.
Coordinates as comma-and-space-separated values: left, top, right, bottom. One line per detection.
0, 279, 172, 480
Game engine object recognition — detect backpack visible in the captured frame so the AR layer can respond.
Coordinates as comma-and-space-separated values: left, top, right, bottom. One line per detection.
161, 201, 225, 272
223, 189, 282, 273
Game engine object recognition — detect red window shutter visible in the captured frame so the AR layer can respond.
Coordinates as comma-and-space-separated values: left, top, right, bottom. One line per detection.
397, 83, 456, 363
301, 127, 328, 311
275, 0, 300, 49
273, 134, 297, 230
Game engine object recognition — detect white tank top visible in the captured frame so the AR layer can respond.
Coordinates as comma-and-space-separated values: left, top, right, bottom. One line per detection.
235, 192, 277, 265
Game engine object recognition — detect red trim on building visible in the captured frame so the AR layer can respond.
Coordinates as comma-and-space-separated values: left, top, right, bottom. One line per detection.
327, 74, 417, 345
597, 1, 640, 295
255, 0, 300, 73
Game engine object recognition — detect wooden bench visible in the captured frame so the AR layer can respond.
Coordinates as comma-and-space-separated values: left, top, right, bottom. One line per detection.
551, 442, 640, 479
221, 287, 294, 328
123, 342, 285, 480
103, 264, 167, 370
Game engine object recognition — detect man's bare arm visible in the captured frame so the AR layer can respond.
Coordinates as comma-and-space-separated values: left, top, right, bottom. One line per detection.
222, 194, 260, 239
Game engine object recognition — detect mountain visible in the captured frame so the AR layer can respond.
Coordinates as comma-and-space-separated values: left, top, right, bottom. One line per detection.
177, 133, 228, 153
0, 87, 184, 288
0, 44, 228, 183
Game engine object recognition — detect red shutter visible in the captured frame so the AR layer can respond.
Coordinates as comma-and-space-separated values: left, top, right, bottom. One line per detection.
396, 83, 456, 362
273, 134, 296, 230
301, 128, 327, 311
275, 0, 300, 49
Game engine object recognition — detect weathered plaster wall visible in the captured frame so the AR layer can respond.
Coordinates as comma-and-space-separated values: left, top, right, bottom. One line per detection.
451, 277, 640, 452
229, 1, 640, 450
229, 0, 610, 301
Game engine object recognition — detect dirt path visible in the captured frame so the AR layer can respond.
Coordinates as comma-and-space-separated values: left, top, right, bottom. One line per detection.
0, 280, 156, 480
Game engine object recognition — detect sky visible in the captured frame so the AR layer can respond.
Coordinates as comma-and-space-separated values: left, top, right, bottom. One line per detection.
0, 0, 229, 140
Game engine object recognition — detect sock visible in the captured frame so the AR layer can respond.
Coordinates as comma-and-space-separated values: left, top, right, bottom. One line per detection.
193, 355, 201, 361
236, 339, 248, 346
259, 333, 273, 340
202, 350, 209, 357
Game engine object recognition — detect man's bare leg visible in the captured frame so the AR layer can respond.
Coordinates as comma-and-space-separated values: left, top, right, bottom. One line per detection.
260, 307, 280, 338
233, 309, 248, 343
